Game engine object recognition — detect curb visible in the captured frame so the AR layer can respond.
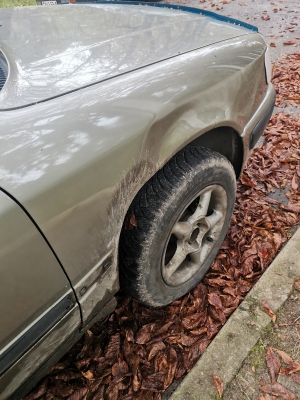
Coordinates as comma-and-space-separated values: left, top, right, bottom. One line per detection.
169, 226, 300, 400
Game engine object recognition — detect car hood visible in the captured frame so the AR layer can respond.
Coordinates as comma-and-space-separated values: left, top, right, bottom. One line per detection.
0, 4, 254, 110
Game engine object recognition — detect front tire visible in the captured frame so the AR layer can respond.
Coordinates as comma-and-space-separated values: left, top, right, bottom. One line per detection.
119, 147, 236, 307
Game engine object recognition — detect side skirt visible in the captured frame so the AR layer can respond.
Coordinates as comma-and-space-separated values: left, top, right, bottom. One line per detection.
6, 298, 116, 400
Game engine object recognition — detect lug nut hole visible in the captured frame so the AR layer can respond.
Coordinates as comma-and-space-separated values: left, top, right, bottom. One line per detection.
189, 228, 199, 243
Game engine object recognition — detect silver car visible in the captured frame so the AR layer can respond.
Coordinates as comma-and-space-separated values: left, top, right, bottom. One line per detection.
0, 2, 275, 398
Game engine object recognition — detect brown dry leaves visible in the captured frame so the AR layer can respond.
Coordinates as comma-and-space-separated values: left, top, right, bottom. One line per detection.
272, 53, 300, 107
294, 278, 300, 291
25, 56, 300, 400
262, 300, 277, 323
212, 375, 224, 397
259, 347, 300, 399
265, 347, 280, 384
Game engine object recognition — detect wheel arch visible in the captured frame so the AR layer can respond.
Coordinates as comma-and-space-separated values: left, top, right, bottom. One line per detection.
116, 125, 243, 258
186, 126, 244, 178
117, 125, 243, 236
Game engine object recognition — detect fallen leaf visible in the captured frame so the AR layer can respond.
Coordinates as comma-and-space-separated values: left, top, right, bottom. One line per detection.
141, 371, 166, 392
135, 323, 157, 344
275, 350, 293, 367
294, 278, 300, 292
262, 300, 276, 322
182, 313, 206, 330
272, 71, 281, 79
111, 359, 129, 380
104, 333, 121, 360
291, 174, 298, 190
212, 374, 224, 397
282, 203, 300, 213
148, 342, 166, 361
81, 370, 94, 380
280, 362, 300, 375
266, 347, 281, 383
260, 380, 296, 399
163, 347, 178, 389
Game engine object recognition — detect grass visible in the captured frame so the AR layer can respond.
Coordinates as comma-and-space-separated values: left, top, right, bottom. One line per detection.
249, 338, 267, 371
0, 0, 36, 7
249, 322, 283, 371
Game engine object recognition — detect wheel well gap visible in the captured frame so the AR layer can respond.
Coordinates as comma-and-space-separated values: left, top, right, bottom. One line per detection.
187, 127, 243, 178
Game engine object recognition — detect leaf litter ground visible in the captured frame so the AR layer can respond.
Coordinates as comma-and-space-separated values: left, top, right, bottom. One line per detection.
25, 54, 300, 400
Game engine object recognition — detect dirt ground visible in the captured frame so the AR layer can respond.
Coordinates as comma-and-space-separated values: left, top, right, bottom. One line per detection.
223, 290, 300, 399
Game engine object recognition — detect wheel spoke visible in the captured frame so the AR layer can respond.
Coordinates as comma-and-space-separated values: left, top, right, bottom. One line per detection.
172, 221, 191, 240
189, 249, 201, 265
200, 241, 213, 263
182, 248, 208, 282
203, 209, 223, 229
163, 243, 187, 280
188, 190, 212, 224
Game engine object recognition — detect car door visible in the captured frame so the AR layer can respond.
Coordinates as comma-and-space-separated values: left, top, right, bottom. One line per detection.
0, 189, 80, 399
